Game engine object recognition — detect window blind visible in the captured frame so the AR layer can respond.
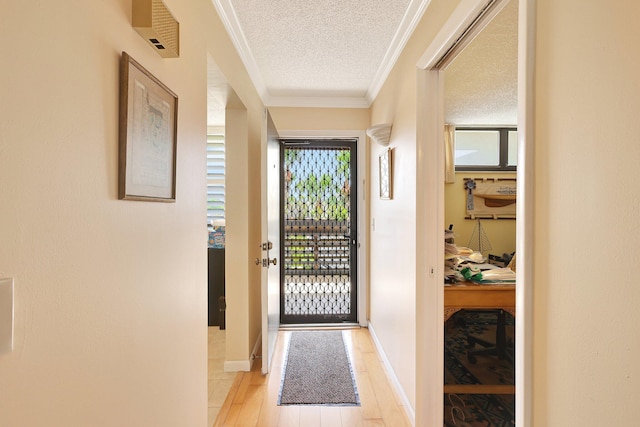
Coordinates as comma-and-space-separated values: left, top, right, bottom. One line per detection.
207, 134, 225, 223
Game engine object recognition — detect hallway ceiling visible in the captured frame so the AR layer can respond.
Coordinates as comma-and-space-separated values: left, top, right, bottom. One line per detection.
213, 0, 428, 108
208, 0, 518, 119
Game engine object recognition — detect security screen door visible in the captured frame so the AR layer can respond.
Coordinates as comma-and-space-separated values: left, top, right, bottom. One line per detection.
280, 139, 358, 324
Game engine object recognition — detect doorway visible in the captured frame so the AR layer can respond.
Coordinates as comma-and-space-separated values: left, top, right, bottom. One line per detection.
415, 0, 533, 425
279, 139, 358, 324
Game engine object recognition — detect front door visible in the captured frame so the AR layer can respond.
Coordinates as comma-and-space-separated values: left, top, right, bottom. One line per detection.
280, 139, 358, 324
261, 109, 280, 374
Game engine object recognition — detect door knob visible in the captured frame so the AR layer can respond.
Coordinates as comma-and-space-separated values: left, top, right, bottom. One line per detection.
257, 258, 277, 267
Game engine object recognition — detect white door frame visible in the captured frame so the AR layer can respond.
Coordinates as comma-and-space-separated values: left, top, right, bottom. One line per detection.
261, 108, 281, 374
278, 129, 369, 327
414, 0, 534, 425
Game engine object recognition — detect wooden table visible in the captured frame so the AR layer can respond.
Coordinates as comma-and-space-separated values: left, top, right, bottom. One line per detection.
444, 281, 516, 395
444, 282, 515, 322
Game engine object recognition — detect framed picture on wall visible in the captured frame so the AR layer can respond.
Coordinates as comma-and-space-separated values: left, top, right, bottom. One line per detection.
118, 51, 178, 202
379, 147, 392, 199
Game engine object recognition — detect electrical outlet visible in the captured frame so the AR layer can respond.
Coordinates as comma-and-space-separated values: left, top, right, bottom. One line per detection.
0, 278, 14, 353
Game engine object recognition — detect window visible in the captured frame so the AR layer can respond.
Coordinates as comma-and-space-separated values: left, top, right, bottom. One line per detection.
207, 134, 225, 223
455, 127, 517, 171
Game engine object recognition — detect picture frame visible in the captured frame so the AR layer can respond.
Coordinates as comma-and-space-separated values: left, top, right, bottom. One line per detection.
379, 147, 393, 199
119, 51, 178, 202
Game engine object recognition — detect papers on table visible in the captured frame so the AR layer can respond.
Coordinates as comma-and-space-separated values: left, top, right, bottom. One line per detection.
461, 266, 516, 284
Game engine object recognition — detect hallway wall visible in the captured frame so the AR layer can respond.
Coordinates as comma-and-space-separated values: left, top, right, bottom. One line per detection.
369, 0, 463, 415
0, 0, 263, 425
532, 1, 640, 425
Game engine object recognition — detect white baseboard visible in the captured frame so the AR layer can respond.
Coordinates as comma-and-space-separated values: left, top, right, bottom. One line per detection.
223, 332, 262, 372
368, 322, 416, 426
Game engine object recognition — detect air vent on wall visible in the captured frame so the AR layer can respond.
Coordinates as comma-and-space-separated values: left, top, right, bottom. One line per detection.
132, 0, 179, 58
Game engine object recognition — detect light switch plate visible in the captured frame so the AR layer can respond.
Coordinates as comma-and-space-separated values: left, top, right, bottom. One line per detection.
0, 277, 14, 353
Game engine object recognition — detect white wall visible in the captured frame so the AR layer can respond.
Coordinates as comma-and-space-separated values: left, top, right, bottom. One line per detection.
532, 1, 640, 425
0, 0, 262, 425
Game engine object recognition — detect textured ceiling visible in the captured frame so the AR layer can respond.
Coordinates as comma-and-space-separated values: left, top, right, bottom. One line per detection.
207, 0, 518, 123
444, 0, 518, 125
214, 0, 427, 107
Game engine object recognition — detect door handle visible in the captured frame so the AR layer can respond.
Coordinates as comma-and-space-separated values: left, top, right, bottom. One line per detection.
259, 257, 277, 267
343, 234, 357, 245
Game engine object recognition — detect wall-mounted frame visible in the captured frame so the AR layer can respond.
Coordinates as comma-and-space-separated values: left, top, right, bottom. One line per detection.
379, 147, 393, 199
119, 51, 178, 202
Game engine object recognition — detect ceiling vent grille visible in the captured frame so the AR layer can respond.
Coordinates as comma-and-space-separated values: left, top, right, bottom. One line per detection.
132, 0, 179, 58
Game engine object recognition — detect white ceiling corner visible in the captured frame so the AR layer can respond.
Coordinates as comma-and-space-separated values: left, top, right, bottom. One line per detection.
365, 0, 432, 104
211, 0, 269, 101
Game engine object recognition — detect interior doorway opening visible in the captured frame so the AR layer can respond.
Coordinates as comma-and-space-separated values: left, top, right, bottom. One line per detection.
415, 0, 533, 425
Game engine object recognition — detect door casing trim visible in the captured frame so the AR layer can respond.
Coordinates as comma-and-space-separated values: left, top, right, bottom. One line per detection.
277, 129, 369, 327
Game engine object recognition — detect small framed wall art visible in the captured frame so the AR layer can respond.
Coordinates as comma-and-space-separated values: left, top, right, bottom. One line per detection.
379, 147, 393, 200
119, 51, 178, 202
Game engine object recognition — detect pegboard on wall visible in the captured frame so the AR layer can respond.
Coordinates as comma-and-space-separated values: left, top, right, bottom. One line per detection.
463, 177, 516, 219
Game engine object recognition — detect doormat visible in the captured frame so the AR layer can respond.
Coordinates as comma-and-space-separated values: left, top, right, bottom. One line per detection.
278, 330, 360, 406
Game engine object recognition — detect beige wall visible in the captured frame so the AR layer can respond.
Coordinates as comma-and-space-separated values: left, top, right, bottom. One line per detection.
269, 107, 370, 132
369, 0, 461, 413
224, 108, 251, 363
3, 1, 639, 426
0, 0, 263, 425
203, 6, 264, 369
445, 172, 517, 257
533, 1, 640, 425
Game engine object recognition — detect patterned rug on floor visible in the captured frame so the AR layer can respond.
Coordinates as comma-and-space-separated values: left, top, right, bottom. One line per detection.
278, 330, 360, 406
444, 310, 516, 426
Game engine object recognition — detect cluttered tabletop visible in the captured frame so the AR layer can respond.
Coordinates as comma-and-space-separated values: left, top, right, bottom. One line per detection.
444, 227, 516, 321
444, 227, 516, 286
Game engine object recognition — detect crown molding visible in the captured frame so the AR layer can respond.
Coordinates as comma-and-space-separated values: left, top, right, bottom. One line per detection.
213, 0, 430, 109
266, 94, 370, 109
212, 0, 269, 102
416, 0, 489, 69
366, 0, 433, 104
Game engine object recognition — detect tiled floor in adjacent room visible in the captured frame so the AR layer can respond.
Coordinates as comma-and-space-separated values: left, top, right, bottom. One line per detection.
208, 327, 236, 427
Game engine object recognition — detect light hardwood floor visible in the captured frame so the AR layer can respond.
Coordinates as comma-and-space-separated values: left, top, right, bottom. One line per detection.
212, 328, 413, 427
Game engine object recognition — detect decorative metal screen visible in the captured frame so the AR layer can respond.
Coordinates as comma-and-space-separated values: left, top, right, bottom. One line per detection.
281, 142, 357, 323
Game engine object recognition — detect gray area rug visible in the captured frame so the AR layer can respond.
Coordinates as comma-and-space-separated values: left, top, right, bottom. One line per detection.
278, 330, 360, 406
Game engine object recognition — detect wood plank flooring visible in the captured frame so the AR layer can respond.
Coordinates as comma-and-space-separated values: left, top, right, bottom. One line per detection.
213, 328, 412, 427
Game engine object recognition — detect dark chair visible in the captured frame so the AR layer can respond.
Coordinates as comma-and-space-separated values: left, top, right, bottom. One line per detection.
466, 309, 512, 364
